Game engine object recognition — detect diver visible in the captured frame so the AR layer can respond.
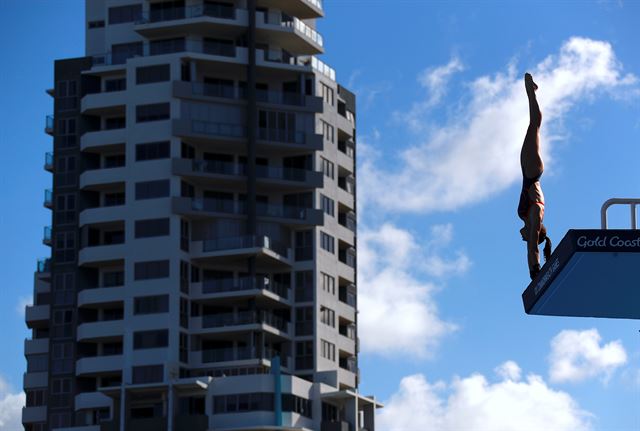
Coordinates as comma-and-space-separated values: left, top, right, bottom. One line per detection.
518, 73, 552, 280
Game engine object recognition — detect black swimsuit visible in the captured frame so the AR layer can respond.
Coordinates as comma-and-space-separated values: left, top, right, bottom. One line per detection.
518, 169, 543, 220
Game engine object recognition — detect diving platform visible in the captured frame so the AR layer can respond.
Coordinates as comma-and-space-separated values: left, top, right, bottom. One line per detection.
522, 199, 640, 320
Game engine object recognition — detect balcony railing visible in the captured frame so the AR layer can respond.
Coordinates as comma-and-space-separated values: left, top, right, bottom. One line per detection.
37, 258, 51, 273
257, 127, 305, 145
189, 159, 313, 183
191, 120, 246, 138
43, 226, 52, 246
202, 235, 288, 257
202, 276, 289, 298
45, 115, 54, 134
303, 0, 323, 11
338, 140, 355, 158
44, 189, 53, 208
136, 3, 238, 25
44, 152, 54, 171
201, 310, 288, 332
200, 346, 289, 364
283, 17, 323, 47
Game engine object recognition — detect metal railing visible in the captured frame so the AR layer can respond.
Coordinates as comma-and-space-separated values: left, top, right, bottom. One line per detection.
44, 152, 54, 170
37, 258, 51, 273
191, 120, 246, 138
257, 127, 305, 145
136, 3, 239, 25
601, 198, 640, 229
202, 235, 288, 257
283, 17, 323, 47
44, 189, 53, 207
45, 115, 54, 131
43, 226, 52, 245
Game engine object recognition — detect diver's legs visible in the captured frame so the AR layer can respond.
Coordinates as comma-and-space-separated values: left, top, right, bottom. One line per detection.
520, 73, 543, 179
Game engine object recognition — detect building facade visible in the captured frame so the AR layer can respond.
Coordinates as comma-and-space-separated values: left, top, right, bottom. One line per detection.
23, 1, 380, 430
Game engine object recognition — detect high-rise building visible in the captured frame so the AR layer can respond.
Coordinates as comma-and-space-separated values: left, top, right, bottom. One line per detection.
23, 1, 381, 430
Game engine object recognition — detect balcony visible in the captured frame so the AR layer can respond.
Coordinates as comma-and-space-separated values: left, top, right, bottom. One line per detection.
257, 15, 323, 55
195, 346, 290, 367
80, 167, 126, 189
78, 243, 125, 266
134, 4, 248, 38
44, 152, 53, 172
42, 226, 52, 247
75, 392, 112, 411
81, 128, 127, 152
194, 310, 290, 334
24, 338, 49, 355
81, 90, 127, 115
23, 371, 48, 389
45, 115, 54, 135
77, 320, 124, 342
25, 304, 49, 328
76, 355, 124, 375
256, 0, 323, 19
77, 286, 124, 307
44, 189, 53, 209
80, 205, 126, 226
22, 406, 47, 424
194, 276, 290, 300
172, 80, 322, 111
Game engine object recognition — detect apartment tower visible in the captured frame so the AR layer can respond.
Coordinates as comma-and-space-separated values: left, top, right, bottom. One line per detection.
22, 1, 380, 430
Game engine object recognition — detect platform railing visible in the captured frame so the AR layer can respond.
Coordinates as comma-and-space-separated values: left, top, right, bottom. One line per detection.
600, 198, 640, 229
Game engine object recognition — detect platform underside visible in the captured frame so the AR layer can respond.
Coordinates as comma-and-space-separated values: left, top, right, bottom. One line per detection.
522, 229, 640, 319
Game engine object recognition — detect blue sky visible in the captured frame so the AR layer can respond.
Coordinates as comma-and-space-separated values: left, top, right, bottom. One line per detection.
1, 1, 640, 430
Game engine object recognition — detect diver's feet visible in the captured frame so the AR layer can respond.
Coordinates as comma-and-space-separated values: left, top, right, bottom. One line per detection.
529, 263, 541, 280
524, 73, 538, 91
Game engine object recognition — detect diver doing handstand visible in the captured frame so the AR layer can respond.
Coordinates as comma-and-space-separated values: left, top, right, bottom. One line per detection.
518, 73, 552, 280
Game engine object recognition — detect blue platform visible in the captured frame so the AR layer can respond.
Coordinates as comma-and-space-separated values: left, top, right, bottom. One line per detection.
522, 229, 640, 319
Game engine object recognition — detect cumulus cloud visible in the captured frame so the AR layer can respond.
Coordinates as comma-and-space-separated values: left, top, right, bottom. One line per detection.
0, 375, 24, 431
358, 223, 468, 358
400, 56, 465, 131
549, 329, 627, 384
15, 296, 32, 316
361, 37, 637, 213
378, 363, 593, 431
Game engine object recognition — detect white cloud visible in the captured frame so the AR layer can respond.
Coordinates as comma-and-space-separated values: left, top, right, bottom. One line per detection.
362, 37, 638, 213
358, 223, 468, 358
399, 56, 465, 131
548, 329, 627, 384
0, 375, 24, 431
378, 363, 593, 431
15, 296, 32, 316
495, 360, 522, 381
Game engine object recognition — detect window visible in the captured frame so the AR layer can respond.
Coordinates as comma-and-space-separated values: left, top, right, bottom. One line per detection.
135, 218, 170, 238
132, 365, 164, 384
136, 141, 170, 161
134, 295, 169, 314
103, 270, 124, 287
295, 271, 313, 302
111, 41, 143, 65
321, 272, 335, 295
104, 154, 125, 168
295, 230, 313, 261
55, 231, 76, 263
283, 394, 312, 418
320, 231, 335, 254
295, 341, 313, 370
137, 103, 170, 122
136, 64, 171, 84
180, 333, 188, 363
135, 179, 170, 200
203, 37, 235, 57
321, 157, 334, 179
104, 192, 125, 207
180, 219, 190, 252
320, 120, 334, 143
320, 82, 334, 106
55, 193, 76, 224
57, 118, 76, 148
51, 342, 73, 374
295, 307, 313, 336
320, 306, 335, 328
321, 339, 335, 361
52, 309, 73, 339
150, 38, 185, 56
213, 393, 274, 414
50, 378, 72, 409
57, 80, 77, 98
105, 78, 126, 92
108, 4, 142, 24
55, 155, 76, 187
88, 20, 105, 29
180, 298, 189, 329
133, 329, 169, 349
26, 389, 47, 407
26, 354, 48, 372
180, 260, 189, 294
258, 109, 298, 143
105, 116, 125, 130
134, 260, 170, 280
320, 194, 334, 217
53, 272, 74, 305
